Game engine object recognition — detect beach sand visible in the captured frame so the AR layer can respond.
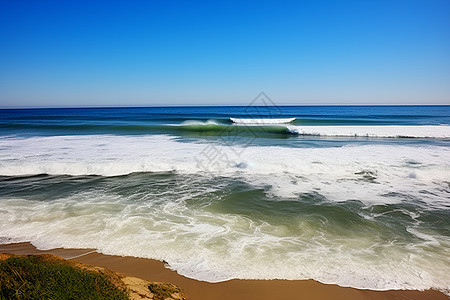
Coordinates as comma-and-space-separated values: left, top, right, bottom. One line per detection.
1, 242, 447, 300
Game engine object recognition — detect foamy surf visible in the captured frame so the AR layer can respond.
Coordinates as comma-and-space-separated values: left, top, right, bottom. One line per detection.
287, 125, 450, 138
0, 134, 449, 295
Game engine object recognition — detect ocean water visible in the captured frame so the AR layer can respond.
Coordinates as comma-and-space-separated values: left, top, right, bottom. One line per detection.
0, 105, 449, 294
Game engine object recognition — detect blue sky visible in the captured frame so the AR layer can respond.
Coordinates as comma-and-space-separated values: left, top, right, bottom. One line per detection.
0, 0, 449, 106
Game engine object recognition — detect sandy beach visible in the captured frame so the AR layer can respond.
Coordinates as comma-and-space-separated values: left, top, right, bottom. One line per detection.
1, 242, 446, 300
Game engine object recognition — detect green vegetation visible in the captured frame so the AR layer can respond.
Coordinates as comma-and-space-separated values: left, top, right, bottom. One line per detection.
0, 255, 128, 300
148, 282, 183, 300
0, 253, 188, 300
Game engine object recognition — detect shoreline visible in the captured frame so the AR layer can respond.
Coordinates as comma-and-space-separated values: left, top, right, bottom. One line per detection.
1, 242, 447, 300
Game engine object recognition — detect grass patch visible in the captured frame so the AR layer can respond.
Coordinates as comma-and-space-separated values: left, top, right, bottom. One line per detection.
0, 254, 128, 300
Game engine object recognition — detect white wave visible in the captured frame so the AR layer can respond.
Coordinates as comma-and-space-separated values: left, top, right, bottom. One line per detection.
179, 119, 221, 126
230, 117, 296, 124
287, 125, 450, 138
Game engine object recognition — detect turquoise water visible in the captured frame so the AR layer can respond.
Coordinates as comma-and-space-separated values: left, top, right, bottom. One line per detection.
0, 106, 449, 293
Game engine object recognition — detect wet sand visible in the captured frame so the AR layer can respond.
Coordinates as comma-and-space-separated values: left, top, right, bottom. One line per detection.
1, 242, 447, 300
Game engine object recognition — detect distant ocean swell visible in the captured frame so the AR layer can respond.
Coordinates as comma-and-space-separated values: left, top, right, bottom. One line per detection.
1, 121, 450, 138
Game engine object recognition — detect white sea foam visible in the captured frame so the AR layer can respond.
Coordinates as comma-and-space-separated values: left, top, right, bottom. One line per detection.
1, 192, 449, 293
287, 125, 450, 138
0, 134, 449, 293
0, 135, 449, 205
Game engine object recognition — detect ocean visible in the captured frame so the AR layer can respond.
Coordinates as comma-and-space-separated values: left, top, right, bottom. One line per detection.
0, 105, 449, 294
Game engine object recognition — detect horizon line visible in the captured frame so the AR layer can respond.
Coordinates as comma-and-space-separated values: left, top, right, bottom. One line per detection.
1, 103, 450, 109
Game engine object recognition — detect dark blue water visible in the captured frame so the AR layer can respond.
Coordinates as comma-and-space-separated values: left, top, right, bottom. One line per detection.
1, 105, 449, 136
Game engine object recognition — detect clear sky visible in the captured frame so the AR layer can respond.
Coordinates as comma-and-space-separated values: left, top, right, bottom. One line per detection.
0, 0, 449, 106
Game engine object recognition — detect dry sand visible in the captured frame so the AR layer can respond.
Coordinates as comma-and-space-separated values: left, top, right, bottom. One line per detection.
1, 242, 447, 300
